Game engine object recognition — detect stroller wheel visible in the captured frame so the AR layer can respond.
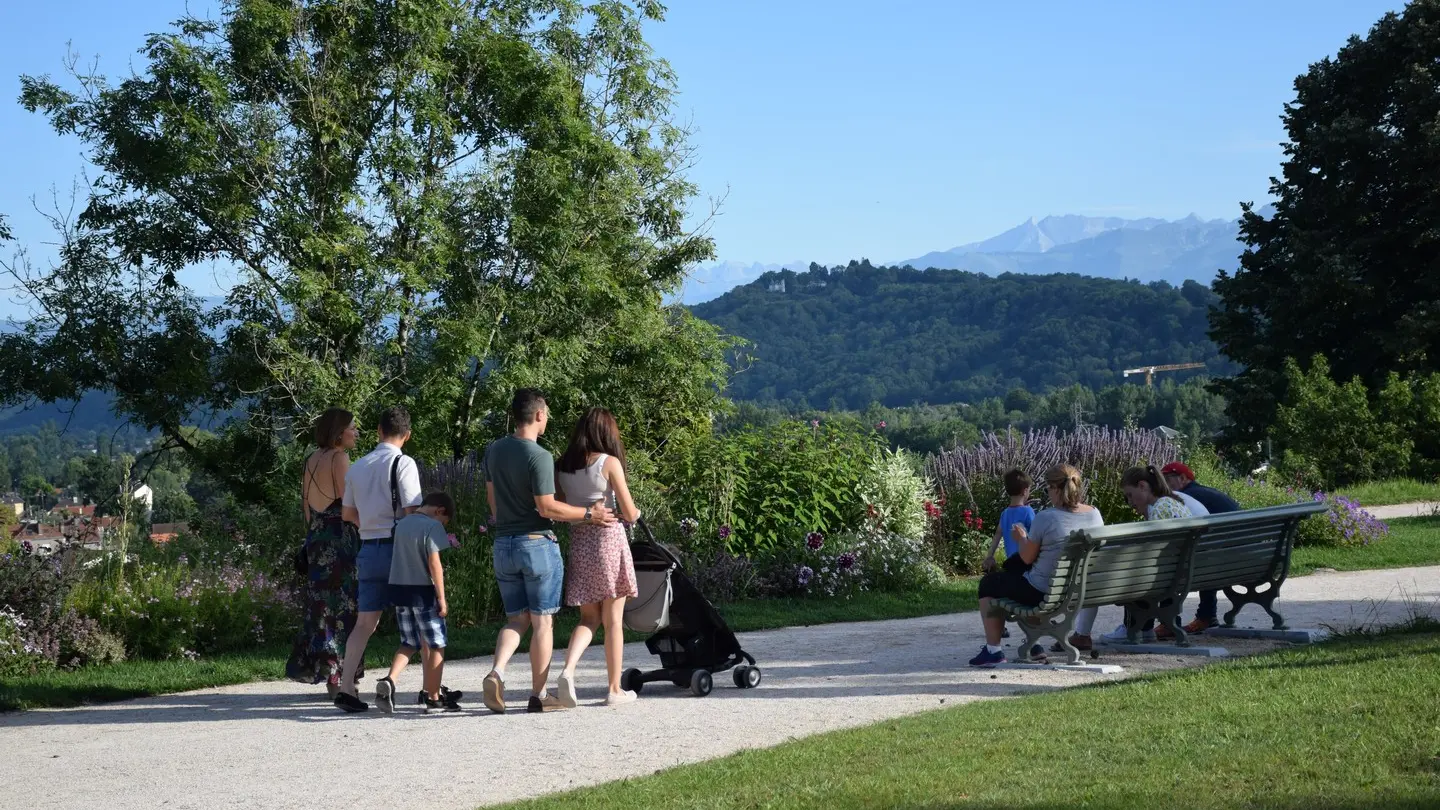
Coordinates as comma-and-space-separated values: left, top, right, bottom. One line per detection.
621, 668, 644, 695
733, 665, 762, 689
689, 669, 713, 697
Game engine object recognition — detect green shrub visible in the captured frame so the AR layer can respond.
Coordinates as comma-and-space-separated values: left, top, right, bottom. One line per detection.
757, 521, 945, 599
0, 606, 53, 678
858, 448, 930, 540
71, 560, 298, 660
665, 421, 880, 557
1273, 355, 1415, 488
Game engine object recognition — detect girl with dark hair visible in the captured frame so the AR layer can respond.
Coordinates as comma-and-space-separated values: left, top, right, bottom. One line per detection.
286, 407, 361, 695
1091, 464, 1197, 644
1120, 464, 1192, 521
553, 408, 642, 707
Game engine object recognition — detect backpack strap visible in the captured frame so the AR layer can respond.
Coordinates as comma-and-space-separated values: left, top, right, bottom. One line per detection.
389, 455, 403, 539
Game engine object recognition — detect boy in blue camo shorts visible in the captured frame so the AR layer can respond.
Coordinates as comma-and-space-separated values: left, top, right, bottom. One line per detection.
373, 492, 462, 714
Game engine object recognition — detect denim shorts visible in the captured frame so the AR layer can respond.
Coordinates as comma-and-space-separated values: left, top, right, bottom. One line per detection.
356, 541, 395, 613
493, 533, 564, 617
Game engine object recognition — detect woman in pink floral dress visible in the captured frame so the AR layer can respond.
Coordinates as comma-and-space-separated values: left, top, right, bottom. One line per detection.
553, 408, 641, 707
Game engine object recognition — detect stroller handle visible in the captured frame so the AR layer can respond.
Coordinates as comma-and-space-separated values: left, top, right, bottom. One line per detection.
634, 516, 659, 544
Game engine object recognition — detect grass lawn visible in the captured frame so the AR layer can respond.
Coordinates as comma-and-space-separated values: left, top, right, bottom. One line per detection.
0, 579, 978, 712
1292, 515, 1440, 575
501, 624, 1440, 810
1337, 478, 1440, 506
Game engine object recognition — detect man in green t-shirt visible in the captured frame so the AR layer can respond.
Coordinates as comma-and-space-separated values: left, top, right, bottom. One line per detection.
479, 389, 615, 714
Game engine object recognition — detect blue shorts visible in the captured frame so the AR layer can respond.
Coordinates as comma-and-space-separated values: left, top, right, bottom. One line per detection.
356, 541, 395, 613
493, 534, 564, 617
395, 604, 447, 649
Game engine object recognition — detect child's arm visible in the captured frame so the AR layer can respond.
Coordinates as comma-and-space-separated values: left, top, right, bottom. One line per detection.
428, 550, 447, 618
983, 522, 1003, 571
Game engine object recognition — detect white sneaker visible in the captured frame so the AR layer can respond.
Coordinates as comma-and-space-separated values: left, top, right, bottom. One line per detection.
605, 689, 637, 707
556, 673, 579, 709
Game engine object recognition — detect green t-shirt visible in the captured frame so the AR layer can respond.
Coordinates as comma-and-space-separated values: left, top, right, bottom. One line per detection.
481, 435, 556, 537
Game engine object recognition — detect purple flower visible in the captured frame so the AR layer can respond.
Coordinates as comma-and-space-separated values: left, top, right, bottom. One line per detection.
876, 421, 887, 429
805, 531, 825, 550
20, 540, 34, 554
837, 551, 857, 571
810, 419, 820, 428
717, 525, 732, 540
797, 565, 814, 586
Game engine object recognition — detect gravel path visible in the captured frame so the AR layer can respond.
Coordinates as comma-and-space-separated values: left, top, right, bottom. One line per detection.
1366, 501, 1439, 520
3, 565, 1437, 810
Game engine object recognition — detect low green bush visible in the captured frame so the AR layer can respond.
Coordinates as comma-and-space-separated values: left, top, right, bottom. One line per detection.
664, 421, 880, 557
71, 560, 298, 660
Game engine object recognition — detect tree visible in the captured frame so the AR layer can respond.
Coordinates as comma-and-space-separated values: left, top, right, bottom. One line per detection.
1210, 0, 1440, 459
1, 0, 730, 504
1272, 355, 1413, 488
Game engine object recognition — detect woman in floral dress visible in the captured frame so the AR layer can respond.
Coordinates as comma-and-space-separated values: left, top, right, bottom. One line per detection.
286, 408, 360, 695
552, 408, 642, 707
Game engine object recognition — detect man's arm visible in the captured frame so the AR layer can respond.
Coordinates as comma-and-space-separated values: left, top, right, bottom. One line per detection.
486, 481, 498, 520
534, 493, 613, 524
428, 550, 447, 617
399, 457, 422, 516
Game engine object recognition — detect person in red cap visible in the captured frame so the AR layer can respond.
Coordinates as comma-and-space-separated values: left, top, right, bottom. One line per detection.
1161, 461, 1242, 635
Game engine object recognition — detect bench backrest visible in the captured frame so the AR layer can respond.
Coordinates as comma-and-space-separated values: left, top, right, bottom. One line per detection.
1031, 501, 1329, 613
1186, 503, 1325, 590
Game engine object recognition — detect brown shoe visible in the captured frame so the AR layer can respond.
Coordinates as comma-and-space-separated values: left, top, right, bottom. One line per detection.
527, 694, 567, 713
1183, 617, 1218, 634
482, 671, 505, 714
1155, 623, 1176, 641
1050, 633, 1092, 653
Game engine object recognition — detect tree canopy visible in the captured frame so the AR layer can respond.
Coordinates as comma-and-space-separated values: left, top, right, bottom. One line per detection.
692, 261, 1223, 410
0, 0, 731, 501
1210, 0, 1440, 458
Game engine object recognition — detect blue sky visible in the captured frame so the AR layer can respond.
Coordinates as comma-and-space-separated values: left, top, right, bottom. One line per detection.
0, 0, 1405, 310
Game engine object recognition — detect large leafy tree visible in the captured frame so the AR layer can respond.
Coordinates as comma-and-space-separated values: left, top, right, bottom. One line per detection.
0, 0, 731, 501
1210, 0, 1440, 458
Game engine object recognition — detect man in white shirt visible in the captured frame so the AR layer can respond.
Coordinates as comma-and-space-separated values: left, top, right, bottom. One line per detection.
334, 406, 422, 713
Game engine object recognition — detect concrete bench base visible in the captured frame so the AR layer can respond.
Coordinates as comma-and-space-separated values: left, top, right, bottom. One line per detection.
991, 661, 1125, 674
1097, 642, 1230, 657
1206, 627, 1329, 644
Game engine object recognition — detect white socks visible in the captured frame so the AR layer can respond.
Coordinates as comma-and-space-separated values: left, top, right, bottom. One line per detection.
985, 644, 1003, 654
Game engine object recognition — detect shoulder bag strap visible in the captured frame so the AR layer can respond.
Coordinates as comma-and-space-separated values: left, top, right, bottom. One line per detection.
390, 455, 403, 538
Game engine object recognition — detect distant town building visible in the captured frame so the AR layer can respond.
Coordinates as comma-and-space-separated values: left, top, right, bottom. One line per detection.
150, 522, 190, 544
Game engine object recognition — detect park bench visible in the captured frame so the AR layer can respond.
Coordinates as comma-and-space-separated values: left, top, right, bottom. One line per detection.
988, 501, 1329, 665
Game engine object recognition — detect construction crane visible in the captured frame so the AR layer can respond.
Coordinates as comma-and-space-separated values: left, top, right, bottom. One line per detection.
1122, 362, 1206, 387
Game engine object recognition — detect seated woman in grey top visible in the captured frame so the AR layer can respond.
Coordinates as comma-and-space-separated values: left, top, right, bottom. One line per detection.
969, 463, 1104, 667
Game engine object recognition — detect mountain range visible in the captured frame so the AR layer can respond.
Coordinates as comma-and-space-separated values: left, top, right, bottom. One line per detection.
682, 212, 1257, 304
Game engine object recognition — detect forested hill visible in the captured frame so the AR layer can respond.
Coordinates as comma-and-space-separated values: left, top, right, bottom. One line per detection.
689, 262, 1224, 409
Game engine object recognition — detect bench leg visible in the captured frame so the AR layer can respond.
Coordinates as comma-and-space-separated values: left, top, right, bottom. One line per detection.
1126, 599, 1190, 647
1015, 612, 1082, 665
1222, 582, 1288, 631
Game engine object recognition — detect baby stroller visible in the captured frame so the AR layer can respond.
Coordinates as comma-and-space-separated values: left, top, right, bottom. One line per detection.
620, 520, 761, 697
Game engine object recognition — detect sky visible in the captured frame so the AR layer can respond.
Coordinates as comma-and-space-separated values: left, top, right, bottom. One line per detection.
0, 0, 1407, 314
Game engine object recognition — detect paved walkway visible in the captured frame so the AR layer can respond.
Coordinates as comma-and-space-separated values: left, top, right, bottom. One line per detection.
3, 566, 1437, 810
1367, 501, 1439, 520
